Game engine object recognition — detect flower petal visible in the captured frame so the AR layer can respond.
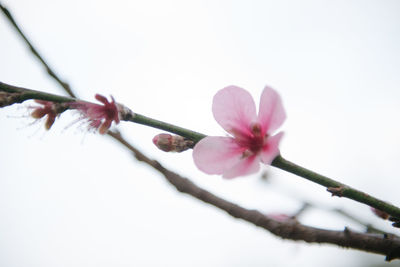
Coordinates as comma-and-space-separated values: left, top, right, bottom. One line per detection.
222, 155, 260, 179
193, 136, 245, 175
212, 86, 257, 137
258, 86, 286, 134
95, 94, 109, 105
99, 119, 112, 134
260, 132, 284, 164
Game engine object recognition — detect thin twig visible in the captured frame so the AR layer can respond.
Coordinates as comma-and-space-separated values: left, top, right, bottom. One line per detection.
271, 156, 400, 219
332, 208, 387, 235
0, 2, 75, 97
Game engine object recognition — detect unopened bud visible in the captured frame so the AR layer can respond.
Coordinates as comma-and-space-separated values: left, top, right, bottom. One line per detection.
152, 133, 194, 152
31, 108, 47, 119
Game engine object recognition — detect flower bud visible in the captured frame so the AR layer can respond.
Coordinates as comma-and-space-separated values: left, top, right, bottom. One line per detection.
152, 133, 194, 152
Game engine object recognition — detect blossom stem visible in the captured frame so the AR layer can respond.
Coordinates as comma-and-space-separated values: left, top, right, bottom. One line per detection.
124, 113, 207, 144
1, 80, 400, 219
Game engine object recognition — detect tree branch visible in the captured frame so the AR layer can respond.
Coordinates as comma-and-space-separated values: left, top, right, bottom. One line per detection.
1, 80, 400, 222
2, 2, 400, 260
108, 130, 400, 261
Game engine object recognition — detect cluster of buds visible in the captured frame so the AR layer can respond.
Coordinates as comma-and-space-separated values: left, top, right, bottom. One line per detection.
31, 100, 68, 130
152, 133, 194, 152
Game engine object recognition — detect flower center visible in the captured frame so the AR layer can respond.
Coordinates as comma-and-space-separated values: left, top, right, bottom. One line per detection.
238, 122, 267, 159
248, 122, 266, 153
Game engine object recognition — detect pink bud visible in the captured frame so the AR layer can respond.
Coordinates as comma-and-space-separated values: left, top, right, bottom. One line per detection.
153, 133, 173, 152
153, 133, 194, 152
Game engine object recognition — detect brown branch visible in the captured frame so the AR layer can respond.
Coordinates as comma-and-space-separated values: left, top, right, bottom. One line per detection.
3, 2, 400, 261
108, 131, 400, 261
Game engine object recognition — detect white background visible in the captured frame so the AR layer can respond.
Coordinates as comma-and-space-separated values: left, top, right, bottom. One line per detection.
1, 0, 400, 266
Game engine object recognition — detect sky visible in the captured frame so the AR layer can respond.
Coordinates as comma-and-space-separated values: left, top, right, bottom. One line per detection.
1, 0, 400, 266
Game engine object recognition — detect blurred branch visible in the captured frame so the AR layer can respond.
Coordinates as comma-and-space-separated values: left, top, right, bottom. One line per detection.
2, 2, 400, 261
259, 177, 391, 235
109, 130, 400, 261
332, 208, 387, 235
0, 2, 75, 97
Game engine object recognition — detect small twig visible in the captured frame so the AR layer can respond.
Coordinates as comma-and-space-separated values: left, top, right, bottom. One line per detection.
291, 202, 311, 219
260, 178, 392, 235
271, 156, 400, 219
332, 208, 387, 235
0, 2, 75, 98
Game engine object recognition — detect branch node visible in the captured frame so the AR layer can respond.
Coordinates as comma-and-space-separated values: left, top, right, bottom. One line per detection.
327, 186, 344, 197
383, 233, 389, 239
117, 103, 136, 121
389, 216, 400, 222
386, 247, 400, 262
343, 226, 351, 235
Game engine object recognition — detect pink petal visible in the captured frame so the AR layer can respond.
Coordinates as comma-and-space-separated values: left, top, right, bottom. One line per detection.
99, 119, 112, 134
222, 155, 260, 179
260, 132, 284, 164
212, 86, 257, 137
193, 136, 245, 175
258, 86, 286, 134
95, 94, 109, 105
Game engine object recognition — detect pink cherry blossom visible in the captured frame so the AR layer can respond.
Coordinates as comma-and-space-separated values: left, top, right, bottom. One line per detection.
71, 94, 120, 134
193, 85, 286, 178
